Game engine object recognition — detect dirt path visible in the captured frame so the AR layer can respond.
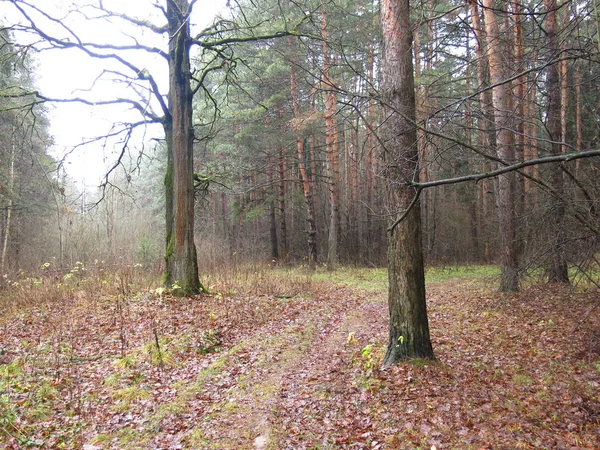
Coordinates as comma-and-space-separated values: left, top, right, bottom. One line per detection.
171, 286, 372, 449
176, 280, 600, 450
2, 273, 599, 449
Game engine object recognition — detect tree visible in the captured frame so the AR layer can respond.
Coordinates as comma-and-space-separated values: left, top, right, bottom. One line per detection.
380, 0, 434, 364
544, 0, 569, 284
7, 0, 305, 293
0, 26, 57, 272
163, 0, 200, 294
481, 0, 520, 291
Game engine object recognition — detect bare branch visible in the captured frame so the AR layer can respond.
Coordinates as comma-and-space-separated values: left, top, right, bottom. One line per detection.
388, 150, 600, 233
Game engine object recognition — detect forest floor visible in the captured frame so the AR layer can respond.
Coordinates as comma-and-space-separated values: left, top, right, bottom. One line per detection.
0, 265, 599, 449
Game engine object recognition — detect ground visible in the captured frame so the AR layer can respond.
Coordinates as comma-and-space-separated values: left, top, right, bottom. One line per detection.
0, 265, 599, 449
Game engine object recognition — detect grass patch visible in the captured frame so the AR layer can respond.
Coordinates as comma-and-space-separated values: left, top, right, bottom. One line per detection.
309, 264, 500, 292
425, 264, 500, 283
512, 373, 534, 385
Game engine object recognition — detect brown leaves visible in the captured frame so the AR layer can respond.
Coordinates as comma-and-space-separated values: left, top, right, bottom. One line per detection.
0, 274, 599, 449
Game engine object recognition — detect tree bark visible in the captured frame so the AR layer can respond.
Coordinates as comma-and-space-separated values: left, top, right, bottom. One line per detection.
545, 0, 569, 284
164, 0, 201, 295
321, 6, 340, 268
1, 134, 15, 273
268, 154, 279, 260
278, 142, 288, 261
482, 0, 520, 291
381, 0, 434, 365
575, 65, 582, 173
289, 41, 318, 266
468, 0, 495, 261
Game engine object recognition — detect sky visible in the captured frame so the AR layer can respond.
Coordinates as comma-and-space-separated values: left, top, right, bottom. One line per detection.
3, 0, 226, 188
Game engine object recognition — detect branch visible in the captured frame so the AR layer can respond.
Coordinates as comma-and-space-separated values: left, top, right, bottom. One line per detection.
10, 1, 171, 118
387, 150, 600, 233
410, 150, 600, 190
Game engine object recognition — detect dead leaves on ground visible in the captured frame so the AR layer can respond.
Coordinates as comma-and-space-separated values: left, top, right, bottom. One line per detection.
0, 274, 599, 449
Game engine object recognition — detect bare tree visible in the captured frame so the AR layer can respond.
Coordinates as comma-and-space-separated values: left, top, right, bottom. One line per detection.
7, 0, 305, 294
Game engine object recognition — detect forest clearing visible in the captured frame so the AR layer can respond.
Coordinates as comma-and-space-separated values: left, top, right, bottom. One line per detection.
3, 0, 600, 448
1, 265, 599, 449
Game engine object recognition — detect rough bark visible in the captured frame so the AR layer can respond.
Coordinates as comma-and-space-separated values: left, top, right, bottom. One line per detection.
381, 0, 434, 364
278, 143, 288, 261
512, 0, 526, 254
524, 74, 539, 196
164, 0, 201, 295
366, 45, 377, 261
289, 42, 318, 266
482, 0, 520, 291
468, 0, 495, 261
268, 154, 279, 260
575, 66, 582, 173
545, 0, 569, 284
321, 6, 340, 268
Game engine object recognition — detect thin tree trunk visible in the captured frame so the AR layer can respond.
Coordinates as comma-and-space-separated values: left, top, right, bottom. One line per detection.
381, 0, 434, 364
575, 65, 582, 173
512, 0, 526, 258
560, 4, 569, 156
482, 0, 520, 291
278, 143, 288, 260
464, 35, 480, 260
1, 136, 15, 273
366, 45, 376, 260
469, 0, 495, 261
321, 6, 340, 268
524, 75, 539, 196
289, 41, 318, 266
268, 154, 279, 260
545, 0, 569, 284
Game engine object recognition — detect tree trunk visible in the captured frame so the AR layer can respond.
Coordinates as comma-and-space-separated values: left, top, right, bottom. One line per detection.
545, 0, 569, 284
366, 44, 377, 261
512, 0, 526, 259
524, 74, 539, 196
164, 0, 201, 295
1, 135, 15, 273
575, 65, 582, 173
482, 0, 520, 291
321, 6, 340, 268
381, 0, 434, 365
289, 42, 318, 266
469, 0, 495, 261
268, 154, 279, 260
278, 143, 288, 261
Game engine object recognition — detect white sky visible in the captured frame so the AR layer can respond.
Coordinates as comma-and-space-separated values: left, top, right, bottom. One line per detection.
3, 0, 226, 188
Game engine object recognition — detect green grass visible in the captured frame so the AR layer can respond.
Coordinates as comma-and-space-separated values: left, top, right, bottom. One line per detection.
309, 265, 499, 292
425, 265, 500, 283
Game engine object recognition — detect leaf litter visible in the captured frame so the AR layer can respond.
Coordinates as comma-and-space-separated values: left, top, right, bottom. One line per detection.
0, 271, 598, 449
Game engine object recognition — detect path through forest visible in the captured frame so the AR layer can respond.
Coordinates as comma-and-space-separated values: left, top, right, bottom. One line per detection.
1, 269, 599, 449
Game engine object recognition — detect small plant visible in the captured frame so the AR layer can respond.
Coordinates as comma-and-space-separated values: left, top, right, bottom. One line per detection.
197, 329, 221, 355
143, 334, 176, 367
114, 355, 137, 370
103, 372, 121, 387
360, 344, 376, 373
512, 373, 533, 385
112, 386, 151, 402
346, 332, 358, 345
34, 381, 58, 402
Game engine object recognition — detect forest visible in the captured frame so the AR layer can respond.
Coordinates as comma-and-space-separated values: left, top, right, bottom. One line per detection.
0, 0, 599, 448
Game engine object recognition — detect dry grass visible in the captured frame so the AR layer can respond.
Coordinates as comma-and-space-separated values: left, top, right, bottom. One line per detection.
0, 262, 161, 321
1, 264, 598, 449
